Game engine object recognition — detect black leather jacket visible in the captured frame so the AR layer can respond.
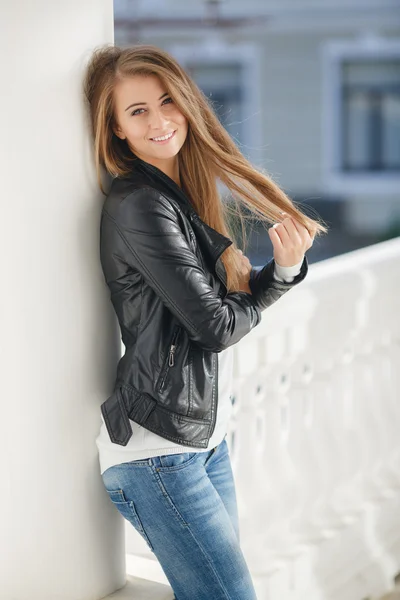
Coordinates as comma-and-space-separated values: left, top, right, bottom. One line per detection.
100, 157, 308, 448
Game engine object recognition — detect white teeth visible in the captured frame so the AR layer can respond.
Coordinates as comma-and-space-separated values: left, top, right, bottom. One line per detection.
151, 131, 174, 142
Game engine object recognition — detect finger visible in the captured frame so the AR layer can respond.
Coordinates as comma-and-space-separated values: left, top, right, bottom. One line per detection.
281, 212, 302, 234
268, 225, 283, 250
281, 212, 313, 244
280, 217, 304, 248
271, 221, 292, 247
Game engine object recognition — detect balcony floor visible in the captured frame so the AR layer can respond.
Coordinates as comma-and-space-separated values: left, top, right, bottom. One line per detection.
101, 573, 400, 600
101, 574, 173, 599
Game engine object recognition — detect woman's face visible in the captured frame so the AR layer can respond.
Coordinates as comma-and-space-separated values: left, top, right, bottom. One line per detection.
112, 74, 188, 172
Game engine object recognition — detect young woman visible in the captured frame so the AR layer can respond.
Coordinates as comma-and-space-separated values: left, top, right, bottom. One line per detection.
84, 43, 327, 600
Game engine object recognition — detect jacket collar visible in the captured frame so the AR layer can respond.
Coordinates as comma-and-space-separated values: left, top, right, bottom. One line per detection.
126, 156, 233, 263
124, 156, 233, 292
128, 156, 195, 218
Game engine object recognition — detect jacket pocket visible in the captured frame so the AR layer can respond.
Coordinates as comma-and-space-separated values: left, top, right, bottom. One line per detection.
156, 325, 182, 394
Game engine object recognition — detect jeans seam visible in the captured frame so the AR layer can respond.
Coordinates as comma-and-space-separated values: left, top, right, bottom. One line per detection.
151, 468, 190, 528
127, 500, 154, 552
183, 522, 232, 599
151, 460, 232, 599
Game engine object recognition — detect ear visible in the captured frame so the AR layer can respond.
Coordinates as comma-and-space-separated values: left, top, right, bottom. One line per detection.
111, 117, 126, 140
113, 126, 126, 140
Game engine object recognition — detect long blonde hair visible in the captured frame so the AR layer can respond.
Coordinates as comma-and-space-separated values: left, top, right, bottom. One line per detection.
83, 43, 328, 292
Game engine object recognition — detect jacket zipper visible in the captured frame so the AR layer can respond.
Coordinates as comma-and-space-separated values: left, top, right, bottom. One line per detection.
187, 224, 207, 273
157, 326, 181, 393
209, 352, 218, 438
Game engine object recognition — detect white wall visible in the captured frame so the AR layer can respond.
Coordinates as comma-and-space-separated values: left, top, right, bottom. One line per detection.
0, 2, 126, 599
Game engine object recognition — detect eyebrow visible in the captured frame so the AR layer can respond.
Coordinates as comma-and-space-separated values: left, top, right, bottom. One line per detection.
125, 92, 169, 112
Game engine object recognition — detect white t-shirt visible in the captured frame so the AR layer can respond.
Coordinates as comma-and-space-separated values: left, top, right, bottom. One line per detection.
96, 259, 303, 474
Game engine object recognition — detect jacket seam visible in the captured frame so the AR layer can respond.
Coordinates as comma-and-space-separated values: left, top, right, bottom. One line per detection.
119, 381, 211, 425
144, 420, 209, 446
101, 391, 130, 445
132, 275, 145, 369
150, 402, 211, 425
103, 208, 202, 338
187, 346, 193, 418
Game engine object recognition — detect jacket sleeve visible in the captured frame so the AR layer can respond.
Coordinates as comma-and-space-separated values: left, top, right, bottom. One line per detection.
102, 188, 306, 351
102, 188, 262, 352
249, 254, 308, 311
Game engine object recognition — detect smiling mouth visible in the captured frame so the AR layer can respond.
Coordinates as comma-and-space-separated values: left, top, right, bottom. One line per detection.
149, 130, 177, 142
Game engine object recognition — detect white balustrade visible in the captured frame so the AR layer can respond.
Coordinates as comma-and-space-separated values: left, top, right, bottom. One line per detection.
125, 238, 400, 600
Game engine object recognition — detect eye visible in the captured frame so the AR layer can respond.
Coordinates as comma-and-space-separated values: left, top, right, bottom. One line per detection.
131, 108, 144, 116
130, 97, 173, 117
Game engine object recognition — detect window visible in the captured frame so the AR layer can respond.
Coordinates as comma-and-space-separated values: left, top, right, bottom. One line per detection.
322, 39, 400, 195
185, 63, 245, 148
341, 60, 400, 172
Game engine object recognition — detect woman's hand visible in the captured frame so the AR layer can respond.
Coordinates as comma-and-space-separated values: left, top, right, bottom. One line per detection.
235, 249, 252, 294
268, 211, 314, 267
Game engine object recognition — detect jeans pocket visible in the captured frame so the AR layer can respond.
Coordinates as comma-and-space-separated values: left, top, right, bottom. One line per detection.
158, 451, 198, 471
106, 488, 154, 552
204, 438, 228, 468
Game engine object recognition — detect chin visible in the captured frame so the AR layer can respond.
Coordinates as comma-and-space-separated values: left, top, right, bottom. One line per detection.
152, 145, 183, 158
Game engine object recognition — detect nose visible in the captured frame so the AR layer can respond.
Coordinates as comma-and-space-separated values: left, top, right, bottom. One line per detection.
149, 108, 169, 132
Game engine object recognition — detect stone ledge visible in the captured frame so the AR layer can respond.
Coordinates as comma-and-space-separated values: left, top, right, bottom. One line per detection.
380, 590, 400, 600
100, 574, 174, 600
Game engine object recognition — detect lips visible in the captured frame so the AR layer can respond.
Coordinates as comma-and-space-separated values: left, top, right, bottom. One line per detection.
149, 130, 177, 142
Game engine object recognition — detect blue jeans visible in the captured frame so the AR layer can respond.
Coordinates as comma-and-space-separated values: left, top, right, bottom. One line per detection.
101, 437, 258, 600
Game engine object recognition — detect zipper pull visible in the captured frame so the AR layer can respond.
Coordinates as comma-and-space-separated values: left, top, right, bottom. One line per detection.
169, 344, 176, 367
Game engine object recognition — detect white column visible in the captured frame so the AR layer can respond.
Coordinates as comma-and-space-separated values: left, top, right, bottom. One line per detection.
0, 2, 125, 599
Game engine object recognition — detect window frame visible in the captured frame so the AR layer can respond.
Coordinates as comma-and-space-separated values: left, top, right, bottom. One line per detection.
322, 37, 400, 195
